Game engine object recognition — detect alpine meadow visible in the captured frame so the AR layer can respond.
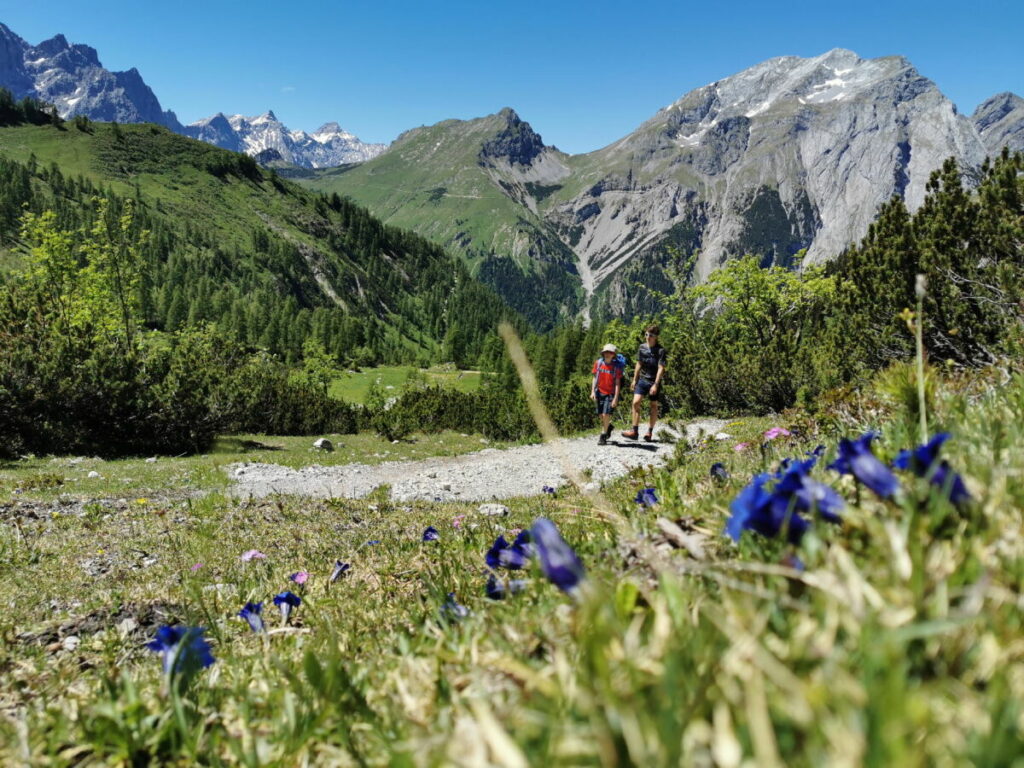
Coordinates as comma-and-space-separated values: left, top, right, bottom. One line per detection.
0, 13, 1023, 768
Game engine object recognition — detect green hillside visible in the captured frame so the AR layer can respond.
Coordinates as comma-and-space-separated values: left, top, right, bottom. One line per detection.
0, 117, 513, 367
298, 109, 583, 328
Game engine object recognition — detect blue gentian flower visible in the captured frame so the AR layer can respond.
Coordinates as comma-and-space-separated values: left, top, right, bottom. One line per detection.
725, 473, 808, 544
365, 540, 380, 546
485, 574, 529, 600
726, 459, 844, 545
440, 592, 470, 621
894, 433, 971, 505
423, 526, 440, 542
531, 518, 586, 594
773, 461, 845, 524
542, 485, 556, 495
828, 433, 901, 499
635, 487, 659, 506
710, 463, 730, 483
329, 560, 350, 584
146, 625, 215, 678
273, 591, 302, 623
238, 602, 265, 634
486, 530, 534, 570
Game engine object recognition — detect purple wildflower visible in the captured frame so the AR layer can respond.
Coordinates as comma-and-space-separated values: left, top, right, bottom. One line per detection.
423, 526, 440, 542
531, 518, 586, 595
146, 625, 215, 678
240, 549, 266, 562
485, 574, 529, 600
329, 560, 351, 584
893, 433, 971, 505
486, 530, 534, 570
273, 591, 302, 623
238, 602, 265, 633
635, 487, 659, 507
828, 433, 901, 499
440, 592, 470, 621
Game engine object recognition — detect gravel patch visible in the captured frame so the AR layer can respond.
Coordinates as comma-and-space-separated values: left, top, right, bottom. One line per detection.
227, 419, 727, 501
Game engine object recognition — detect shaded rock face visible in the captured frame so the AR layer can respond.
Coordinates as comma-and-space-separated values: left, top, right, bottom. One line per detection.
480, 108, 547, 166
0, 23, 183, 129
972, 92, 1024, 154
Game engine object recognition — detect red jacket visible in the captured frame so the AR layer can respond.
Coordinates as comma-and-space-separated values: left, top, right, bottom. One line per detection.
592, 357, 624, 396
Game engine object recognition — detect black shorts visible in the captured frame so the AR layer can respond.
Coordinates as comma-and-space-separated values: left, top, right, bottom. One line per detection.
634, 378, 661, 402
596, 393, 615, 415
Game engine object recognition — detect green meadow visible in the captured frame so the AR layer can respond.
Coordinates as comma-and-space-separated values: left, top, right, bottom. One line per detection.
1, 364, 1021, 766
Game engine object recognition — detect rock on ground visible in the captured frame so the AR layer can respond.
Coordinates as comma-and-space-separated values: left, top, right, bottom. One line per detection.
227, 420, 726, 502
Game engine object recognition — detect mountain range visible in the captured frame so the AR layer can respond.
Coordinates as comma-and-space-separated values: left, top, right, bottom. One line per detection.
0, 22, 383, 168
301, 49, 1024, 323
1, 20, 1023, 326
185, 111, 385, 167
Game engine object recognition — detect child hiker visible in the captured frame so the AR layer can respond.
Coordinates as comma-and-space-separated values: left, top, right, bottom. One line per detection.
622, 324, 667, 442
591, 343, 625, 445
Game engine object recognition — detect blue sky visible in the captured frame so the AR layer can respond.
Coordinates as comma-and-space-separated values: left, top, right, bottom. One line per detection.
3, 0, 1022, 154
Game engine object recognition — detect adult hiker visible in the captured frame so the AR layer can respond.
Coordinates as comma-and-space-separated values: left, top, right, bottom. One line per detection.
622, 324, 667, 441
590, 343, 625, 445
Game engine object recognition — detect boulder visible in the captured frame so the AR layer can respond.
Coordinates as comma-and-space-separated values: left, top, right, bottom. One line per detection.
313, 438, 334, 452
478, 503, 509, 517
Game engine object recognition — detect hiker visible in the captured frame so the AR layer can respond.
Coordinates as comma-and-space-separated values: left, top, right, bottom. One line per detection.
591, 343, 624, 445
622, 325, 667, 441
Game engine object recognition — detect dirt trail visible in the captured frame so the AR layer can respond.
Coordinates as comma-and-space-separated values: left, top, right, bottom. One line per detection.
228, 419, 727, 502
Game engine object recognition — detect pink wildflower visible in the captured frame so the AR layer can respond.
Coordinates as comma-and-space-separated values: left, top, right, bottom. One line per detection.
240, 549, 267, 562
452, 514, 467, 529
289, 571, 310, 586
763, 427, 792, 442
190, 562, 203, 572
733, 442, 750, 453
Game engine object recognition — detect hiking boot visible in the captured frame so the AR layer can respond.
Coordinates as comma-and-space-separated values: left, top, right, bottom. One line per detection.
643, 431, 655, 442
598, 432, 608, 446
621, 427, 639, 440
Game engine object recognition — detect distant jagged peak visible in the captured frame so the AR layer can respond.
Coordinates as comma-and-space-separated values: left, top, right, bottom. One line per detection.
972, 91, 1024, 125
0, 22, 28, 46
28, 33, 102, 69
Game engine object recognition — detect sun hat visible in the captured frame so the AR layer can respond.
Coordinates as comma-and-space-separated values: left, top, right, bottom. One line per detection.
601, 343, 618, 354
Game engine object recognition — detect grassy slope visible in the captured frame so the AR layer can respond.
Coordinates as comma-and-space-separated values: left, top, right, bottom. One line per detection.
0, 122, 508, 357
328, 365, 482, 404
0, 366, 1021, 765
299, 115, 557, 273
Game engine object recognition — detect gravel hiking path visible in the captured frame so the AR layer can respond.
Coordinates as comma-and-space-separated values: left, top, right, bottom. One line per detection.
227, 419, 728, 502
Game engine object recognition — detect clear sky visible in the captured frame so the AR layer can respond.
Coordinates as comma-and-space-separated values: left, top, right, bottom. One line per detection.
3, 0, 1022, 154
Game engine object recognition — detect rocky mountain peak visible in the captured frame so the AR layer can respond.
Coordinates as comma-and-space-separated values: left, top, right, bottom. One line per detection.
480, 108, 546, 166
972, 91, 1024, 153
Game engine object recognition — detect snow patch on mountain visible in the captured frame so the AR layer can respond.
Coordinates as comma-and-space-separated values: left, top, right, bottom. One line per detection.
188, 111, 386, 168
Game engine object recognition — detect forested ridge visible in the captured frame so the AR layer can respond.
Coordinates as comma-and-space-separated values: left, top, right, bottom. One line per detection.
0, 99, 514, 368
